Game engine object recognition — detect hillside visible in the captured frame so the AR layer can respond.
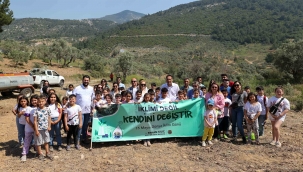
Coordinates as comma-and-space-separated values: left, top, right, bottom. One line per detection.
0, 18, 117, 40
100, 10, 145, 24
78, 0, 303, 52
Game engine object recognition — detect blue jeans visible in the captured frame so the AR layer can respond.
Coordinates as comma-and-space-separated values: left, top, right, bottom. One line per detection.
258, 115, 266, 136
16, 116, 25, 144
49, 117, 62, 146
231, 106, 245, 138
78, 113, 91, 141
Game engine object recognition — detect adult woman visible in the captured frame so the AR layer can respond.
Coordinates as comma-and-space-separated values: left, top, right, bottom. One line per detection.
230, 81, 247, 143
40, 80, 50, 94
267, 87, 290, 147
205, 82, 225, 141
139, 80, 148, 97
100, 79, 110, 90
110, 82, 120, 102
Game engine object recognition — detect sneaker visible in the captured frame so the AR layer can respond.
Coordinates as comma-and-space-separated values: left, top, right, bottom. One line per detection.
66, 145, 71, 151
202, 141, 206, 147
270, 140, 276, 145
46, 153, 54, 160
38, 154, 44, 160
143, 141, 147, 147
213, 138, 218, 142
20, 155, 26, 162
242, 137, 247, 144
147, 141, 151, 147
275, 141, 282, 147
49, 146, 54, 152
223, 134, 228, 139
58, 146, 62, 151
208, 140, 213, 145
76, 145, 81, 150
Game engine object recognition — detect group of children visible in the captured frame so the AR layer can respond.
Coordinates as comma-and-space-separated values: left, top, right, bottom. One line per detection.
13, 78, 290, 161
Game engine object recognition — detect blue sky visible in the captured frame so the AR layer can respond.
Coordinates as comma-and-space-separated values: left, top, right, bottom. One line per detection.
10, 0, 197, 19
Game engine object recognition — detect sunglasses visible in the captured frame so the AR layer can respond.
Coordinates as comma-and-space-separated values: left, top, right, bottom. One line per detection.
113, 86, 118, 87
141, 84, 146, 86
234, 84, 240, 87
131, 81, 137, 82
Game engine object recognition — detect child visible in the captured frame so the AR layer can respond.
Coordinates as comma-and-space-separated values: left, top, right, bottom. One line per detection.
202, 99, 217, 147
21, 94, 39, 162
155, 87, 161, 101
102, 88, 109, 100
64, 94, 82, 151
244, 92, 262, 144
157, 88, 170, 104
66, 84, 74, 97
142, 93, 152, 146
121, 91, 126, 102
148, 89, 156, 103
33, 95, 53, 160
134, 90, 143, 103
192, 89, 200, 99
61, 96, 69, 133
47, 93, 63, 151
115, 94, 122, 104
92, 91, 105, 109
220, 89, 232, 138
267, 87, 290, 147
175, 90, 185, 102
201, 86, 207, 98
16, 95, 31, 148
256, 86, 268, 136
122, 91, 134, 104
101, 94, 115, 108
12, 94, 25, 146
244, 86, 251, 94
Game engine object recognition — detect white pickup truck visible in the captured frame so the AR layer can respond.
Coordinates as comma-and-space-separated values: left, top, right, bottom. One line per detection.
30, 68, 65, 88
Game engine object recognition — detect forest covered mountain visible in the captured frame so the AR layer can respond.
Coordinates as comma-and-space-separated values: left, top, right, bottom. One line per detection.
0, 18, 117, 40
78, 0, 303, 52
100, 10, 145, 24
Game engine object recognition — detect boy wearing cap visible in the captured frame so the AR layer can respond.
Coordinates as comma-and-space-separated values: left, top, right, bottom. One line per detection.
256, 86, 269, 136
202, 99, 217, 147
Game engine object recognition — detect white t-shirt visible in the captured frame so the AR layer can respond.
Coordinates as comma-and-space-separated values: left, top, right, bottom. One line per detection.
18, 106, 32, 125
92, 99, 106, 108
157, 97, 171, 104
48, 103, 62, 118
160, 83, 180, 102
204, 109, 217, 128
66, 90, 73, 97
267, 97, 290, 116
25, 107, 36, 132
64, 104, 82, 125
257, 95, 268, 115
73, 84, 94, 114
134, 98, 143, 103
224, 98, 232, 117
244, 102, 262, 119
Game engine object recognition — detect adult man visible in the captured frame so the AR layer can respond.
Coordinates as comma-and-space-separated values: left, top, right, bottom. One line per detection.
187, 81, 203, 99
116, 77, 125, 89
197, 76, 205, 88
160, 75, 180, 101
73, 75, 94, 144
220, 79, 231, 100
221, 74, 234, 87
127, 78, 138, 99
180, 78, 193, 92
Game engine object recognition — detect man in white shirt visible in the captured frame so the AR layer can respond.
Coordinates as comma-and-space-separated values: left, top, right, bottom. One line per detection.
73, 75, 94, 144
127, 78, 138, 99
160, 75, 180, 102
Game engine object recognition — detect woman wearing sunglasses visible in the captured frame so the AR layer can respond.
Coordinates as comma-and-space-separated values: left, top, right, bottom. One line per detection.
230, 81, 248, 143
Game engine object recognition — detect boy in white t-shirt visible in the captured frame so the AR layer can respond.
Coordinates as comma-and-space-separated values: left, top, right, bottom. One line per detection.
134, 90, 143, 103
202, 98, 217, 147
244, 92, 262, 144
157, 87, 171, 104
64, 94, 82, 151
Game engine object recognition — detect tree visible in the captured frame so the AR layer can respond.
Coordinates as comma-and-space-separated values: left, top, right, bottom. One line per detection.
0, 0, 13, 33
116, 52, 133, 82
83, 55, 105, 78
8, 49, 29, 66
271, 41, 303, 83
37, 45, 56, 65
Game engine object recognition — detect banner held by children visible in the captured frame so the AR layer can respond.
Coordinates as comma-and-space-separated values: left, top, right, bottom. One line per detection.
91, 98, 205, 142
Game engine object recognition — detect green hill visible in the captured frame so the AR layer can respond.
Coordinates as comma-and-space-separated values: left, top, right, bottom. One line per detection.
100, 10, 145, 24
78, 0, 303, 53
0, 18, 117, 40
